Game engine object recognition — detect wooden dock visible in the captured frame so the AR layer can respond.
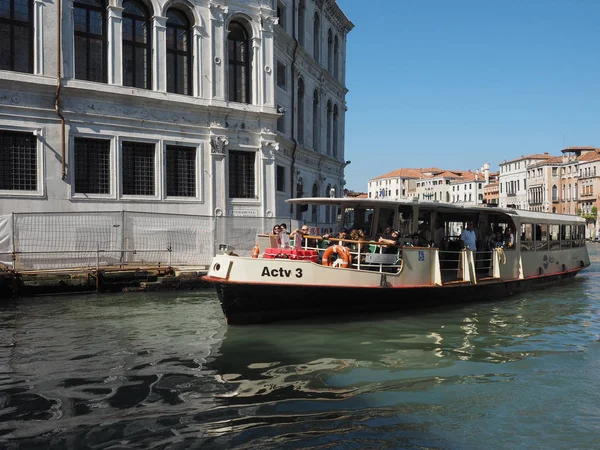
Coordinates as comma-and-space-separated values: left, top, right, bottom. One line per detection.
0, 265, 211, 298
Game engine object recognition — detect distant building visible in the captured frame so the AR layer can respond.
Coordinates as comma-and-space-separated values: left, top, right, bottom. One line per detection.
368, 164, 492, 206
498, 153, 552, 209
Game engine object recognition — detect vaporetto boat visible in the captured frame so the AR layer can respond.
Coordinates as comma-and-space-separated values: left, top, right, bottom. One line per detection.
202, 198, 590, 325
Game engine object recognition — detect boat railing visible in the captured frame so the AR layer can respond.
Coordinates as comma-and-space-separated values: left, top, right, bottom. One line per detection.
298, 235, 404, 274
262, 234, 499, 282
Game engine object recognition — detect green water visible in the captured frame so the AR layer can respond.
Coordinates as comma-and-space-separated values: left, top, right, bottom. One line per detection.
1, 245, 600, 449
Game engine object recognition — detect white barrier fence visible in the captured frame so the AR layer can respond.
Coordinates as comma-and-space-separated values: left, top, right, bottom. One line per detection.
0, 212, 307, 271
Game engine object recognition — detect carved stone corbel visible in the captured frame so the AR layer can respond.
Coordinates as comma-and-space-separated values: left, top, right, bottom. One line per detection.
260, 15, 278, 33
210, 135, 229, 156
209, 3, 228, 22
261, 140, 279, 160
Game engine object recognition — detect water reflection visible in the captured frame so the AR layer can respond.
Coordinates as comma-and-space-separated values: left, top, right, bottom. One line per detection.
0, 246, 599, 448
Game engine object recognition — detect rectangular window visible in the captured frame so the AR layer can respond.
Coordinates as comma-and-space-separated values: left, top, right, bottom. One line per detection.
0, 130, 37, 191
276, 61, 286, 90
549, 224, 560, 251
277, 1, 286, 30
535, 224, 548, 251
276, 165, 285, 192
520, 223, 534, 251
166, 145, 196, 197
74, 137, 110, 194
276, 104, 285, 132
122, 141, 155, 196
229, 150, 255, 198
560, 225, 571, 250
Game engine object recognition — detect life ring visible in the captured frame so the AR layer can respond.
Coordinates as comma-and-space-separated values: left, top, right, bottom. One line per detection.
321, 245, 351, 268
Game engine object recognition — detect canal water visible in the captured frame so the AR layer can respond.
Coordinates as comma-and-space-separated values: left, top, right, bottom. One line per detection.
2, 247, 600, 449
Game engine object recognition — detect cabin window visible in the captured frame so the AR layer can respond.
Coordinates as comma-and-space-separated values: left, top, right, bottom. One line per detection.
572, 224, 582, 248
560, 225, 571, 250
344, 208, 374, 237
535, 224, 548, 251
549, 224, 560, 251
520, 223, 534, 251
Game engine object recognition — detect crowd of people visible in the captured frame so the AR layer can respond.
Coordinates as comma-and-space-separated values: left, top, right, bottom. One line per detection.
270, 219, 517, 254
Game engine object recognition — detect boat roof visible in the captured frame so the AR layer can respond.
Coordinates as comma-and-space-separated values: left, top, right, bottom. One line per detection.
286, 197, 586, 224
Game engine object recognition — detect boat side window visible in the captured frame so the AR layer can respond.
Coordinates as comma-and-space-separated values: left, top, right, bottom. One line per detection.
549, 224, 560, 251
535, 223, 548, 251
397, 206, 412, 237
560, 225, 571, 250
520, 223, 534, 251
572, 224, 584, 248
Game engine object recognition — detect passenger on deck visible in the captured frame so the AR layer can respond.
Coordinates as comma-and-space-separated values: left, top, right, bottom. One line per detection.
460, 221, 477, 250
290, 225, 310, 248
322, 228, 350, 247
272, 224, 281, 235
379, 229, 400, 253
504, 227, 515, 248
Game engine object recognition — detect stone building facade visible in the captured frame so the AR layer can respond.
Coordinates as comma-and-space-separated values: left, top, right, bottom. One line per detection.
0, 0, 352, 222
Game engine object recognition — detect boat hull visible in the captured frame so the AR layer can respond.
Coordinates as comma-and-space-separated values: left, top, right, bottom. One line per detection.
206, 268, 582, 325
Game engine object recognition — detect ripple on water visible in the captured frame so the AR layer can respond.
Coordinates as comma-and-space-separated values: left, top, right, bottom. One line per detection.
2, 251, 600, 449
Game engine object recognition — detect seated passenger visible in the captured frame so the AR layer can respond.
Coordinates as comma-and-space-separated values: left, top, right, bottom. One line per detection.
322, 228, 350, 247
379, 229, 400, 253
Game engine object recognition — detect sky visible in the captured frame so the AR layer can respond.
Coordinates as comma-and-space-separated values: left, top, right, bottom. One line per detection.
336, 0, 600, 191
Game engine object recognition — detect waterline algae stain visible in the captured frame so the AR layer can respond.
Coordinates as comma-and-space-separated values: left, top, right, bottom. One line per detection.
1, 245, 600, 449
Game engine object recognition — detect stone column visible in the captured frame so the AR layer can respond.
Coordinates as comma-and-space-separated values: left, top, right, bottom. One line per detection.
107, 5, 124, 85
209, 4, 228, 100
260, 15, 277, 107
192, 24, 204, 98
210, 135, 229, 217
152, 15, 168, 92
34, 0, 45, 76
260, 139, 279, 216
251, 37, 261, 106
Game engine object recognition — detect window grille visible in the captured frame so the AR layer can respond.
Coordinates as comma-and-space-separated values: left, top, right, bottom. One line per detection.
0, 0, 33, 73
229, 150, 255, 198
166, 145, 195, 197
74, 137, 110, 194
122, 141, 155, 195
74, 0, 106, 82
0, 130, 37, 191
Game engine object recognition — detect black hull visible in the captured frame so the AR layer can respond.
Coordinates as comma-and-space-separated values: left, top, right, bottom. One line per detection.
212, 270, 582, 325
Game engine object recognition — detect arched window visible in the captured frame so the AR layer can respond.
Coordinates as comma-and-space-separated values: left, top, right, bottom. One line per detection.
74, 0, 107, 82
574, 182, 578, 200
312, 90, 319, 151
327, 29, 333, 73
568, 183, 571, 201
166, 9, 192, 95
326, 100, 332, 156
552, 184, 557, 202
122, 0, 151, 89
313, 13, 320, 62
297, 78, 305, 145
0, 0, 33, 73
227, 21, 251, 104
333, 35, 339, 78
297, 0, 305, 46
311, 182, 319, 223
332, 104, 339, 158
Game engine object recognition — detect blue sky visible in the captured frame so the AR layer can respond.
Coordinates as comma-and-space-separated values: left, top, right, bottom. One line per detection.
337, 0, 600, 191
